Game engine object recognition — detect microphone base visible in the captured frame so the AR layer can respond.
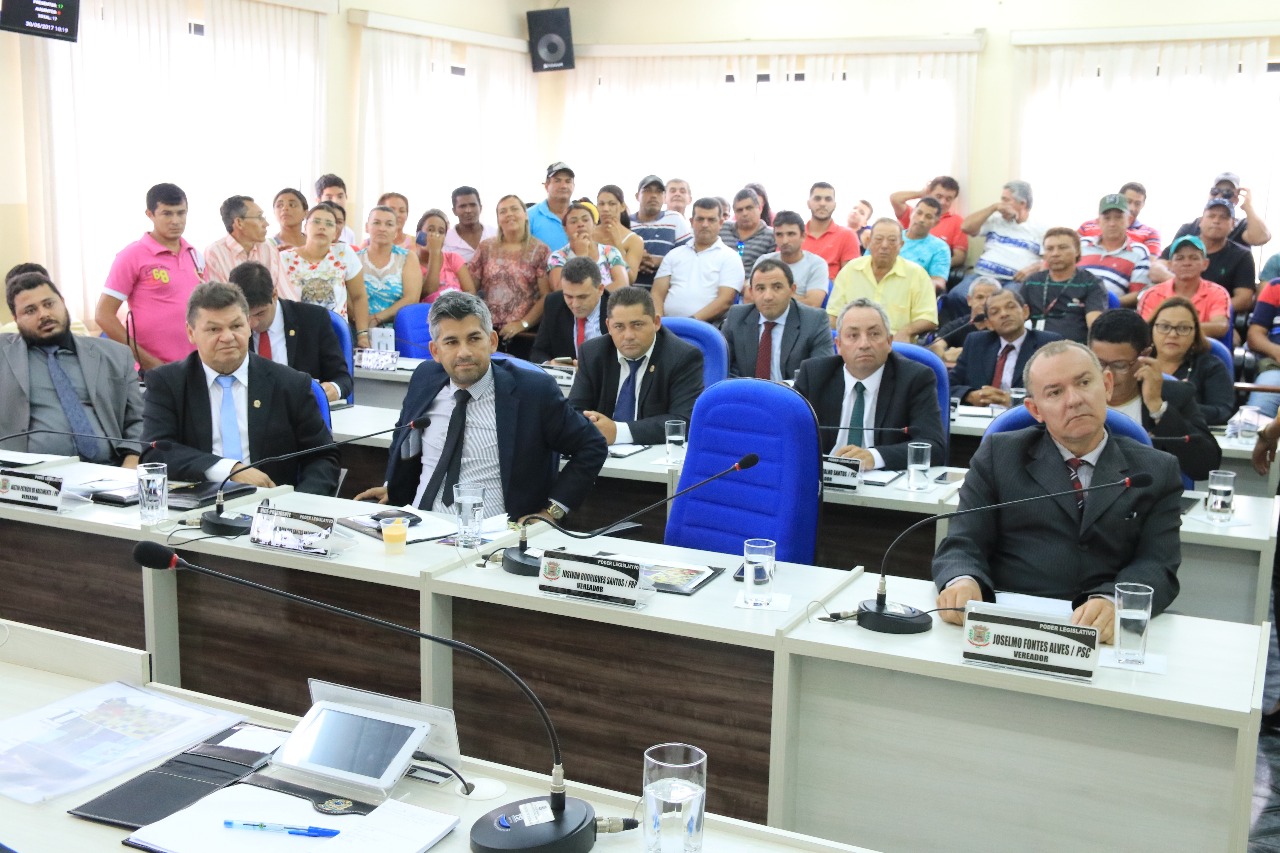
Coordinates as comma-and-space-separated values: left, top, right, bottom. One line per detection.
855, 598, 933, 634
470, 795, 596, 853
200, 509, 253, 537
503, 546, 543, 577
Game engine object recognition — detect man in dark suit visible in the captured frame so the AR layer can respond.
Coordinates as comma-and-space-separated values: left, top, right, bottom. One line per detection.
141, 282, 339, 494
794, 297, 945, 469
934, 340, 1184, 641
228, 261, 352, 402
568, 286, 703, 446
529, 256, 609, 364
355, 291, 606, 521
721, 258, 833, 380
949, 288, 1061, 405
1088, 308, 1220, 481
1, 272, 144, 465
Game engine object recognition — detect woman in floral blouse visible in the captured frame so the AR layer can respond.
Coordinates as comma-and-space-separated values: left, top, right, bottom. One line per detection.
280, 205, 371, 347
467, 195, 550, 350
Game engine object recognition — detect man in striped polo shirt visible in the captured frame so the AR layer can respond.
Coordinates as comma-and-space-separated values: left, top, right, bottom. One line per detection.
632, 175, 691, 288
1080, 194, 1152, 307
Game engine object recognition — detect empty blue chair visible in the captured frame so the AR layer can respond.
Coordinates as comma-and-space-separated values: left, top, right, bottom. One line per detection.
661, 316, 729, 391
665, 380, 821, 564
394, 303, 433, 359
327, 310, 355, 404
1106, 290, 1120, 310
891, 342, 950, 458
1207, 338, 1234, 379
310, 379, 332, 429
1221, 302, 1235, 354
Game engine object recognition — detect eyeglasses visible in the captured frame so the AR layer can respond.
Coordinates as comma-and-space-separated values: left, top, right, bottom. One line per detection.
1209, 187, 1236, 200
1101, 359, 1139, 374
239, 214, 268, 222
1153, 322, 1195, 336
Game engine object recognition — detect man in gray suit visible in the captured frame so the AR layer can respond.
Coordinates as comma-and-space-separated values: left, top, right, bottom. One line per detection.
1, 272, 144, 465
722, 258, 833, 380
933, 340, 1183, 642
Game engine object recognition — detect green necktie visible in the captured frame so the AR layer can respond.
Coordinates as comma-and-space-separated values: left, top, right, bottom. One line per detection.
848, 381, 866, 448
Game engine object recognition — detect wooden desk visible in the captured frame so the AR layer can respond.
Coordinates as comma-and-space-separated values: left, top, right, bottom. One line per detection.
769, 573, 1265, 852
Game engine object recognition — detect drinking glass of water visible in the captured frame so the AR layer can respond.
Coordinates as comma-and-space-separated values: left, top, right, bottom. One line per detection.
136, 463, 168, 526
1238, 405, 1261, 442
1115, 582, 1154, 665
642, 743, 707, 853
906, 441, 931, 491
453, 483, 484, 547
664, 419, 687, 468
1206, 470, 1235, 523
1008, 387, 1027, 408
742, 538, 775, 607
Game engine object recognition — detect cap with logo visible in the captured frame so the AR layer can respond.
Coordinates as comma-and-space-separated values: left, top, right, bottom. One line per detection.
546, 162, 575, 181
1098, 194, 1128, 215
1168, 234, 1207, 256
1213, 172, 1241, 189
637, 175, 665, 193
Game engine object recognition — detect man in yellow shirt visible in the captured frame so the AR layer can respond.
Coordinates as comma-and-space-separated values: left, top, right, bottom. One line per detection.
827, 218, 937, 342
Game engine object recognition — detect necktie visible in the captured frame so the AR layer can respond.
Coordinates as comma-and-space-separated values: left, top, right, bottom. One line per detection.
615, 358, 644, 422
991, 343, 1015, 389
755, 321, 777, 380
1066, 457, 1086, 514
257, 331, 272, 361
575, 317, 586, 354
40, 345, 104, 462
847, 381, 866, 448
215, 375, 243, 462
421, 389, 471, 509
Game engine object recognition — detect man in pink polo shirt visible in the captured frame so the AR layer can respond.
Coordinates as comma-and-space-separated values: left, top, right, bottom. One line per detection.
204, 195, 287, 295
1137, 235, 1231, 341
96, 183, 206, 372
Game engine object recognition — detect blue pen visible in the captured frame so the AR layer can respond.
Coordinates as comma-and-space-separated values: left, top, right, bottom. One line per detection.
224, 819, 340, 837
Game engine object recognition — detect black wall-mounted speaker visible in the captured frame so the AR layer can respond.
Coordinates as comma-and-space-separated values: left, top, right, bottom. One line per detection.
526, 8, 574, 73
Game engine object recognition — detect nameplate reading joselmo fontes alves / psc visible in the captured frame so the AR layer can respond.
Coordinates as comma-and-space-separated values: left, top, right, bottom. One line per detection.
962, 604, 1099, 681
539, 549, 647, 608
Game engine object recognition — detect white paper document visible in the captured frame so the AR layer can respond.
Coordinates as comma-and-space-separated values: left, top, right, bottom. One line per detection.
993, 592, 1073, 617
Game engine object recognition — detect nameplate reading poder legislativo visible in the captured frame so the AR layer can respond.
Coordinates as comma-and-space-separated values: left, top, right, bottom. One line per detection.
962, 603, 1099, 681
538, 550, 655, 608
249, 506, 336, 557
821, 455, 861, 490
0, 468, 63, 511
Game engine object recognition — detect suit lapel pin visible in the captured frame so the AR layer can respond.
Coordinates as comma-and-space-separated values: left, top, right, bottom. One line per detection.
648, 364, 656, 373
253, 400, 261, 408
289, 330, 296, 336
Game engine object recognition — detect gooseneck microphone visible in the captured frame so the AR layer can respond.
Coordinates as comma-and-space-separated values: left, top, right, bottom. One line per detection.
817, 426, 911, 435
0, 428, 151, 460
199, 420, 420, 536
132, 541, 601, 853
853, 472, 1156, 634
501, 453, 760, 576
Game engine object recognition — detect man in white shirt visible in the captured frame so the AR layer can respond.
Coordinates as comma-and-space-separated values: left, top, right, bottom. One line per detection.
651, 198, 743, 323
944, 180, 1045, 319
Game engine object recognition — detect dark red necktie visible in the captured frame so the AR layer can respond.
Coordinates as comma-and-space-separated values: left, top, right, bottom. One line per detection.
257, 333, 272, 360
575, 317, 586, 353
755, 321, 777, 379
991, 343, 1014, 388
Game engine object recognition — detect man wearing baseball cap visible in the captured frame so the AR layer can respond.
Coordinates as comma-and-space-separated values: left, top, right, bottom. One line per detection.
1165, 172, 1271, 252
1138, 234, 1232, 341
1079, 193, 1152, 307
530, 162, 576, 250
1164, 194, 1260, 320
631, 175, 691, 288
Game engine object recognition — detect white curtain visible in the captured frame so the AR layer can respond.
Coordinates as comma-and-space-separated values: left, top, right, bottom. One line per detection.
560, 51, 975, 222
355, 31, 536, 230
21, 0, 325, 320
1014, 39, 1276, 245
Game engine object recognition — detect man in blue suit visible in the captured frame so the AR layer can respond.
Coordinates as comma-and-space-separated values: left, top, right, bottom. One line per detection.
949, 289, 1061, 406
355, 291, 607, 522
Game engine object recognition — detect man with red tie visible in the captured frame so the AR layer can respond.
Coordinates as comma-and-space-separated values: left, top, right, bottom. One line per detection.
949, 289, 1061, 407
721, 259, 833, 380
530, 257, 609, 365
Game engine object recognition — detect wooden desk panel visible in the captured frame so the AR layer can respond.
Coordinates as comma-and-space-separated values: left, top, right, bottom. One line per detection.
171, 551, 420, 715
450, 598, 773, 824
0, 520, 144, 648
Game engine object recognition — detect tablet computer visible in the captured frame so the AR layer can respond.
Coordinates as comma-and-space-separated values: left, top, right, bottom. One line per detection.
272, 701, 431, 793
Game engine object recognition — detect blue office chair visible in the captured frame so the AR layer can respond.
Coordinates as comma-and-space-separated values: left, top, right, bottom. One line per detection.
394, 303, 433, 359
327, 310, 355, 404
491, 351, 546, 373
822, 280, 834, 309
1106, 290, 1121, 310
891, 342, 950, 459
310, 379, 332, 429
666, 380, 821, 564
661, 316, 729, 391
1207, 338, 1234, 379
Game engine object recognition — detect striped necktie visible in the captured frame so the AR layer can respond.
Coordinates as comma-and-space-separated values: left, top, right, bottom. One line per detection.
1065, 457, 1086, 514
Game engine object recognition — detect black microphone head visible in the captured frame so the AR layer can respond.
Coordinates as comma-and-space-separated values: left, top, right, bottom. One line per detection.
1127, 472, 1154, 488
973, 312, 987, 323
133, 540, 177, 570
737, 453, 759, 470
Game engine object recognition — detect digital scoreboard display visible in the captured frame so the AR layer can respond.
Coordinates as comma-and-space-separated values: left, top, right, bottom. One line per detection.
0, 0, 80, 42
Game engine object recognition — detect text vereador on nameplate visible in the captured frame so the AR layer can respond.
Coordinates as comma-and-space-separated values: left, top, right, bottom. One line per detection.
0, 468, 63, 511
962, 603, 1099, 681
249, 506, 336, 557
538, 549, 655, 608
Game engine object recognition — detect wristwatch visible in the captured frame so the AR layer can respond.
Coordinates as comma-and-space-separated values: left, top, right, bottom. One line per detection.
545, 503, 566, 521
1149, 401, 1168, 423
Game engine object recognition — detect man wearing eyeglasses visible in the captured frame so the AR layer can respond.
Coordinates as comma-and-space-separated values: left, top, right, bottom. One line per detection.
1087, 308, 1219, 481
1138, 235, 1231, 341
719, 188, 775, 286
1166, 173, 1271, 251
204, 196, 287, 294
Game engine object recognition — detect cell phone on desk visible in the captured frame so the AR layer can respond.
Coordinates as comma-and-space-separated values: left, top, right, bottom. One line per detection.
372, 509, 421, 526
733, 563, 769, 584
934, 471, 965, 484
